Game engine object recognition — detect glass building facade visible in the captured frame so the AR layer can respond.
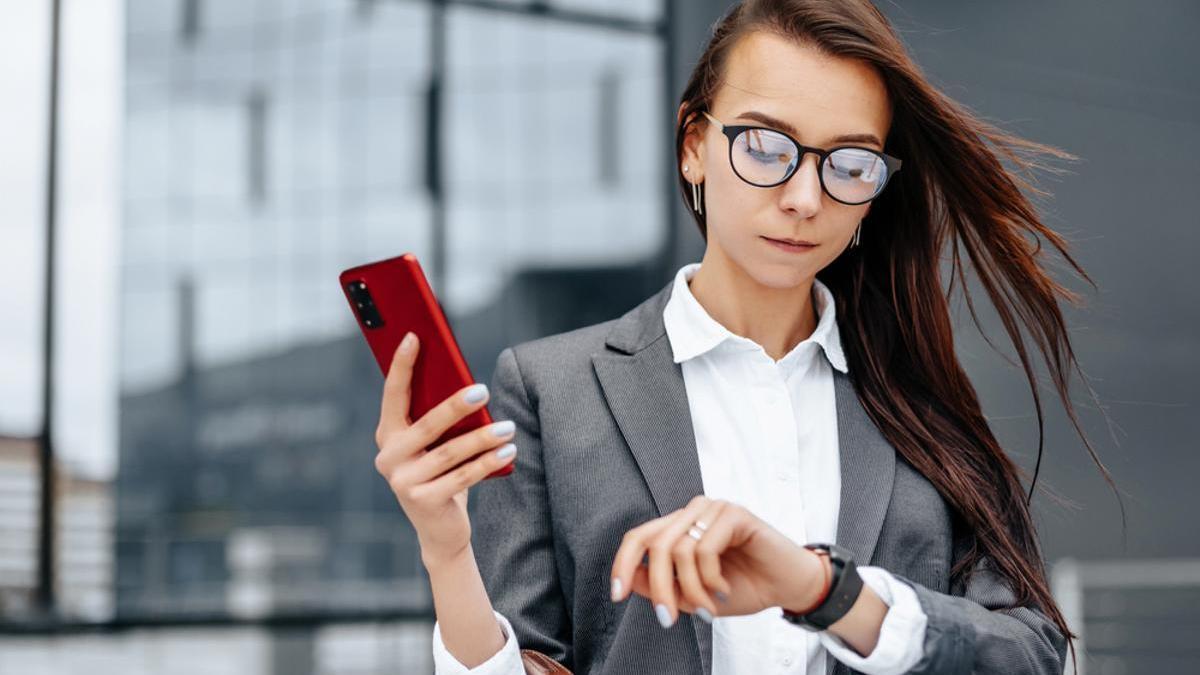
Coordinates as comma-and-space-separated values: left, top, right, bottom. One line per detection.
117, 0, 668, 667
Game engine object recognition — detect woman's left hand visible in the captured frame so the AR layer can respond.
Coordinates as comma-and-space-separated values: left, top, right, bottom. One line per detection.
608, 495, 827, 627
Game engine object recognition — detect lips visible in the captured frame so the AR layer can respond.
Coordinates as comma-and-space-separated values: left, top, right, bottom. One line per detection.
762, 236, 816, 247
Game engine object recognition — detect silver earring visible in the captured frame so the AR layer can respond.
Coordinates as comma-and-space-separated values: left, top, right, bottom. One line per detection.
684, 165, 703, 215
851, 220, 862, 248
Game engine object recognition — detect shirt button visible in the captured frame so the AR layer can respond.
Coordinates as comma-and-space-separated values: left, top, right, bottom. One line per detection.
776, 471, 789, 482
781, 655, 794, 667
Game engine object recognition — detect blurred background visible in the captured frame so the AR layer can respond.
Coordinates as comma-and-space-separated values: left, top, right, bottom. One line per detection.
0, 0, 1196, 673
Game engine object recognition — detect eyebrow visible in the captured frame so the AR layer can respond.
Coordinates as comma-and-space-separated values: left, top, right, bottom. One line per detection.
734, 110, 883, 148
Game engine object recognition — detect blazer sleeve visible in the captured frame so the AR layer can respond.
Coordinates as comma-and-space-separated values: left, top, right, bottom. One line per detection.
894, 554, 1068, 675
468, 346, 573, 668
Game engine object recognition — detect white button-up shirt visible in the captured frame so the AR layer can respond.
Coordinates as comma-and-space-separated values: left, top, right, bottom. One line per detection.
431, 262, 927, 674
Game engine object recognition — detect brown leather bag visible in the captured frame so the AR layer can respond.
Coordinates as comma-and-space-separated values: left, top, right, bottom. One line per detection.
520, 649, 572, 674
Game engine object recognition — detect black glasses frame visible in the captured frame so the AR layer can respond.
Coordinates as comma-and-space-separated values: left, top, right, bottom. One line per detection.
700, 111, 902, 206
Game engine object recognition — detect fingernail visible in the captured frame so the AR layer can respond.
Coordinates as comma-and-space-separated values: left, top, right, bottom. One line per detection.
496, 443, 516, 459
695, 607, 713, 623
610, 578, 623, 602
399, 332, 415, 353
463, 384, 488, 404
491, 420, 515, 437
715, 591, 729, 604
655, 604, 674, 628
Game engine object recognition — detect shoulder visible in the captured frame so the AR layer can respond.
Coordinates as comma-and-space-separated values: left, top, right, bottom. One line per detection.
484, 318, 620, 422
502, 318, 621, 385
501, 279, 673, 381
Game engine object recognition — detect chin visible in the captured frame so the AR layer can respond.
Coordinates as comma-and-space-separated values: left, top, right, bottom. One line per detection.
738, 254, 814, 290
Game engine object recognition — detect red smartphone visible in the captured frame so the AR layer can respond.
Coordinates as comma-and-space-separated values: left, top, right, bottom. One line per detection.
339, 253, 513, 479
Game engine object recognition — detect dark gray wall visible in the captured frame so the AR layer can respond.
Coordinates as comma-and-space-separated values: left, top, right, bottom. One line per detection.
877, 1, 1199, 563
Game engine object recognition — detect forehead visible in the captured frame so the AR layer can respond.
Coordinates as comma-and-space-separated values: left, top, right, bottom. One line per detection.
712, 30, 892, 145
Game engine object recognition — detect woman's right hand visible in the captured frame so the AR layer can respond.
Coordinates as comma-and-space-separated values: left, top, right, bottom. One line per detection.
373, 331, 518, 568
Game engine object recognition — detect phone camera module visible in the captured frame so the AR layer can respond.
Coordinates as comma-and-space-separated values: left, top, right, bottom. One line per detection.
346, 280, 385, 329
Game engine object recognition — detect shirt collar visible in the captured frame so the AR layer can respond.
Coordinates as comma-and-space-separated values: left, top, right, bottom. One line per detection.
662, 262, 848, 374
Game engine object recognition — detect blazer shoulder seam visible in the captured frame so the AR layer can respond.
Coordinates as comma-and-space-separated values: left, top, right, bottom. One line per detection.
505, 344, 540, 426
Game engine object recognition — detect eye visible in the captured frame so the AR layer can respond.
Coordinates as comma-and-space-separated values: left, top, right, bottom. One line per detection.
747, 147, 792, 163
739, 129, 794, 164
826, 149, 884, 182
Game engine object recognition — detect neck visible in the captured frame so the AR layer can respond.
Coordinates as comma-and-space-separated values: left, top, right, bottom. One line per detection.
687, 246, 818, 362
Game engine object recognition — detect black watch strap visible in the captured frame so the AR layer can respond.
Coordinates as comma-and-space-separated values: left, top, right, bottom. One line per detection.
780, 543, 863, 632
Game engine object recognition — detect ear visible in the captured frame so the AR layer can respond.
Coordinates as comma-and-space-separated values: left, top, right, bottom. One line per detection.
677, 103, 706, 178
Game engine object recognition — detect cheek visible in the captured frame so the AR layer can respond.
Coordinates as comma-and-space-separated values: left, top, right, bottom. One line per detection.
704, 175, 761, 231
704, 199, 762, 255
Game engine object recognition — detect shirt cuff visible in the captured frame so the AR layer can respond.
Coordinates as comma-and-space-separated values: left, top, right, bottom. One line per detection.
432, 609, 526, 675
816, 565, 927, 675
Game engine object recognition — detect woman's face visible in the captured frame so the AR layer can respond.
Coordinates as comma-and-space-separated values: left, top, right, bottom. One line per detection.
681, 31, 893, 289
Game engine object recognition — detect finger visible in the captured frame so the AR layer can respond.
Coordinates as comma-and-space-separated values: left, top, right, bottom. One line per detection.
647, 497, 712, 627
610, 513, 687, 604
629, 567, 700, 615
609, 495, 711, 595
672, 500, 727, 618
415, 440, 518, 502
377, 332, 419, 442
691, 502, 743, 601
403, 381, 492, 457
692, 501, 734, 602
408, 418, 517, 484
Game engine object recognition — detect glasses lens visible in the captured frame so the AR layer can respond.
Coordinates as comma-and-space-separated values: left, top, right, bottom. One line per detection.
731, 128, 797, 186
823, 148, 889, 203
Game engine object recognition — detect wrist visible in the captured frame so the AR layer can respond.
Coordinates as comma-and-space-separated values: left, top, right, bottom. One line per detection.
780, 543, 864, 632
779, 546, 829, 612
421, 540, 475, 573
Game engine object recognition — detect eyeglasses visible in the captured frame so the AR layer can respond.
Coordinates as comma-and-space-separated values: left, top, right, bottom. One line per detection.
700, 111, 902, 206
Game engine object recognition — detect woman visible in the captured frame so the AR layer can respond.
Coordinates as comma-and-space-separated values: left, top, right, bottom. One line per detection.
372, 1, 1109, 673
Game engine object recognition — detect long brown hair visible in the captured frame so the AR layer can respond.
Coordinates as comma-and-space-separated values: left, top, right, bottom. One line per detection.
675, 0, 1117, 653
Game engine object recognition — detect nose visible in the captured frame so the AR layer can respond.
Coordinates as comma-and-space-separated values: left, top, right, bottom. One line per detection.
777, 152, 823, 218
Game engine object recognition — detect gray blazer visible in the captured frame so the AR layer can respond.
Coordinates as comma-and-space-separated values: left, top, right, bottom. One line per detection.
468, 279, 1067, 675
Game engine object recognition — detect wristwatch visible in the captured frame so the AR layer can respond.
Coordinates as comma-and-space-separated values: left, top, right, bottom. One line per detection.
780, 543, 864, 631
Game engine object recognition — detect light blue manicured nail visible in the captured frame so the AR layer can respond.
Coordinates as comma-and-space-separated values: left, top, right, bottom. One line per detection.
463, 384, 488, 404
610, 578, 623, 602
695, 607, 713, 623
496, 443, 516, 459
491, 420, 515, 437
655, 604, 674, 628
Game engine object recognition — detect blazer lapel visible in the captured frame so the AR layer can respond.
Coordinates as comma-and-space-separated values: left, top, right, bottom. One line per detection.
831, 368, 896, 562
592, 280, 714, 675
826, 368, 896, 675
593, 337, 705, 518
